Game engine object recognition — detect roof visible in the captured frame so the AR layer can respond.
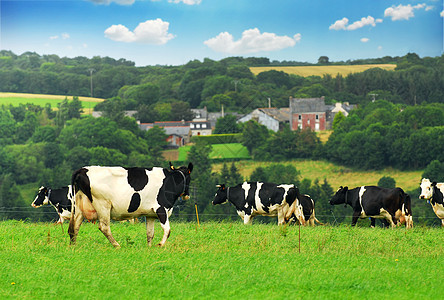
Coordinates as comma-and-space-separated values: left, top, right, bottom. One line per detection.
290, 97, 326, 113
258, 108, 290, 122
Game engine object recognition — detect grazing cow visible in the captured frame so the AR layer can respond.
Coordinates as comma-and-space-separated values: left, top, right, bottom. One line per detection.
285, 187, 323, 226
329, 186, 413, 228
212, 182, 299, 225
69, 163, 193, 248
420, 178, 444, 227
31, 186, 73, 223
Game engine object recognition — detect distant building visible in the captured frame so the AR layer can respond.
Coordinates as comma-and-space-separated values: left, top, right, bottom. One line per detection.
289, 97, 326, 131
190, 120, 212, 136
238, 108, 290, 132
140, 121, 191, 148
326, 102, 357, 123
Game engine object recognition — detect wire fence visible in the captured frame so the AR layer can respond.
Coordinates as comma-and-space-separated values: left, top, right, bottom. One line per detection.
1, 206, 442, 227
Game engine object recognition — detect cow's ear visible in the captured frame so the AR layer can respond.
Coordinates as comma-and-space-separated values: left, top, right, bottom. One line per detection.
187, 162, 193, 173
169, 162, 175, 170
343, 186, 348, 192
432, 182, 437, 187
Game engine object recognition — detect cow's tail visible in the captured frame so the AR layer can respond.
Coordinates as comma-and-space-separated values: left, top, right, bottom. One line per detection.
71, 168, 93, 203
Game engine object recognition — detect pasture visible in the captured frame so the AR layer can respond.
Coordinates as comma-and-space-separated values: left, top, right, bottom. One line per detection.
250, 64, 397, 77
178, 143, 251, 161
213, 160, 423, 192
0, 220, 441, 298
0, 92, 104, 114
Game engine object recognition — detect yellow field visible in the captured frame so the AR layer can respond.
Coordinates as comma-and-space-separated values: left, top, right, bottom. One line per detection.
213, 160, 423, 191
250, 64, 396, 77
0, 92, 104, 114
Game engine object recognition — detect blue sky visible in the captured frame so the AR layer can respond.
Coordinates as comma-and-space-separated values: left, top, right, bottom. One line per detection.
1, 0, 443, 66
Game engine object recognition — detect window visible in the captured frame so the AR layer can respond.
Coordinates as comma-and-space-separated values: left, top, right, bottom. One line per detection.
196, 124, 201, 128
298, 115, 302, 120
190, 124, 195, 129
202, 123, 207, 128
315, 114, 319, 120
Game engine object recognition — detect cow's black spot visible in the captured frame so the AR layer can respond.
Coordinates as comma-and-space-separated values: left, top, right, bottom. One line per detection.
126, 167, 148, 191
128, 193, 141, 213
156, 207, 167, 224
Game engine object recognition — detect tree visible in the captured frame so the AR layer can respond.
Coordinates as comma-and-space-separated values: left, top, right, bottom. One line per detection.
332, 111, 346, 131
378, 176, 396, 189
214, 114, 241, 134
229, 162, 243, 185
183, 140, 214, 219
422, 160, 444, 182
171, 101, 194, 121
318, 56, 329, 64
241, 120, 270, 154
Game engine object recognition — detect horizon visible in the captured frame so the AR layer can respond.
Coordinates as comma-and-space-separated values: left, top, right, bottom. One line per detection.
1, 0, 443, 67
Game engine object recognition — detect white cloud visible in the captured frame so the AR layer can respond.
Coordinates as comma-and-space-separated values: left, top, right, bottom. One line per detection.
204, 28, 301, 54
360, 38, 370, 43
378, 46, 383, 51
384, 3, 428, 21
330, 16, 382, 31
61, 33, 70, 39
168, 0, 202, 5
329, 17, 349, 30
104, 18, 175, 44
49, 35, 59, 40
441, 10, 444, 17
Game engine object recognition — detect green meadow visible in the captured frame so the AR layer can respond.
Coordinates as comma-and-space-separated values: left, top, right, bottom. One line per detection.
0, 220, 442, 299
178, 143, 251, 161
0, 92, 104, 114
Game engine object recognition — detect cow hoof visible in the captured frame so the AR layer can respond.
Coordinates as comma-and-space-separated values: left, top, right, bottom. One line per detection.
156, 243, 165, 247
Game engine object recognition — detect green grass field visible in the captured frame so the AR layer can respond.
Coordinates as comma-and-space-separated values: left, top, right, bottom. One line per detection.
0, 92, 104, 114
250, 64, 397, 77
213, 160, 423, 192
0, 220, 442, 298
178, 143, 251, 161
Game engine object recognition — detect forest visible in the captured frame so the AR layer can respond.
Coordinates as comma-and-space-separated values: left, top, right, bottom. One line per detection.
0, 50, 443, 223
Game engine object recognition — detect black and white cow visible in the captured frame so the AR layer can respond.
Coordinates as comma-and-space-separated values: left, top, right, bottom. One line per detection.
329, 186, 413, 228
285, 187, 323, 226
31, 186, 73, 223
420, 178, 444, 227
69, 163, 193, 248
212, 182, 299, 225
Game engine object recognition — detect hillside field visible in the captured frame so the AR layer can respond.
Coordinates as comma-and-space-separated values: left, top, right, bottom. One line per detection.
212, 160, 423, 192
0, 220, 441, 298
250, 64, 397, 77
0, 92, 104, 114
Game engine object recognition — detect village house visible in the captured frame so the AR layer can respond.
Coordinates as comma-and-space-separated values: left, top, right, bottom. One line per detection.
238, 108, 290, 132
289, 97, 327, 131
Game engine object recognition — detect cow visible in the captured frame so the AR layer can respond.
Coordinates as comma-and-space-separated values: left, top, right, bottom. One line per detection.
212, 182, 300, 225
31, 186, 73, 223
419, 178, 444, 226
329, 186, 413, 228
285, 187, 323, 226
68, 162, 193, 248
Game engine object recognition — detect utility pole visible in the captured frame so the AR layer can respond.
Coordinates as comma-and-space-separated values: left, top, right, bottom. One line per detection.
88, 68, 95, 98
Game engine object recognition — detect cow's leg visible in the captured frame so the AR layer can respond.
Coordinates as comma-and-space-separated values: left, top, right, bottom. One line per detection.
370, 217, 376, 228
277, 207, 286, 225
68, 204, 83, 245
95, 203, 120, 248
351, 211, 360, 226
146, 217, 155, 246
441, 219, 444, 227
243, 214, 253, 225
156, 207, 170, 247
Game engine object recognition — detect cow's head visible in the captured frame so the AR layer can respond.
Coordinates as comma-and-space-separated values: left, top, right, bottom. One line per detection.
213, 184, 228, 205
170, 162, 193, 200
31, 186, 50, 208
329, 186, 348, 205
419, 178, 434, 200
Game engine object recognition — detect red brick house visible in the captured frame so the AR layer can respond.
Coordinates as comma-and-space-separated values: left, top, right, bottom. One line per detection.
289, 97, 326, 131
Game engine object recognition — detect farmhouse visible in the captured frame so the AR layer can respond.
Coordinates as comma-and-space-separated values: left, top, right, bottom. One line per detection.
238, 108, 290, 132
289, 97, 327, 131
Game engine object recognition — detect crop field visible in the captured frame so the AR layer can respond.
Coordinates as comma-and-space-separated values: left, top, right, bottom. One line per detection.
0, 92, 104, 114
213, 160, 423, 192
250, 64, 397, 77
178, 143, 251, 161
0, 220, 442, 298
